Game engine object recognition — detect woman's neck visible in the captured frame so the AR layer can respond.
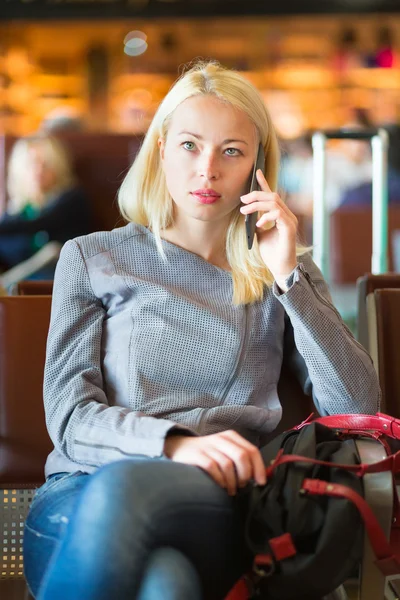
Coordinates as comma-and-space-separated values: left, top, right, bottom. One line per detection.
160, 223, 231, 272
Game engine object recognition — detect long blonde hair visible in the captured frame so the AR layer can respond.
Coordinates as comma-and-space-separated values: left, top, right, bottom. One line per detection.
119, 61, 304, 305
7, 134, 76, 214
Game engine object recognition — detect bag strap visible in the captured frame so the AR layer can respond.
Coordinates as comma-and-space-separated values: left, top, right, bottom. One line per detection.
265, 448, 400, 479
303, 478, 400, 577
296, 412, 400, 440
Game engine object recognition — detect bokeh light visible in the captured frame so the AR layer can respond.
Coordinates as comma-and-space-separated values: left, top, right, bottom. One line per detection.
124, 30, 148, 57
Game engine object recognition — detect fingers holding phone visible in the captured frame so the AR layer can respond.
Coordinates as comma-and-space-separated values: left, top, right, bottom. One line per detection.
241, 164, 298, 281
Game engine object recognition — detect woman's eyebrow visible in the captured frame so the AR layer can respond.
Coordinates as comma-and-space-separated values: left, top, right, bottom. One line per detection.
177, 131, 249, 145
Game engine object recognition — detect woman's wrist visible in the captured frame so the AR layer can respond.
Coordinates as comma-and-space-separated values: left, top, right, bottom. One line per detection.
164, 433, 187, 458
273, 264, 297, 292
274, 277, 290, 293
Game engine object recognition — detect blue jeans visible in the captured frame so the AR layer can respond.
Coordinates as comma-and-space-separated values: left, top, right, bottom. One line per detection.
23, 458, 251, 600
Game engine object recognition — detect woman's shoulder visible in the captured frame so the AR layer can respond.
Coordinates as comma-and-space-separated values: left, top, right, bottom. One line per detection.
66, 222, 147, 261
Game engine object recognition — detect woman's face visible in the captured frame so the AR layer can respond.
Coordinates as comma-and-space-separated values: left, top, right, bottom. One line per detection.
159, 94, 258, 228
28, 145, 58, 197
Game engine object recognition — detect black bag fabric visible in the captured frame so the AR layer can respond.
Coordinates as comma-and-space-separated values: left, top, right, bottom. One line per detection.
244, 422, 364, 600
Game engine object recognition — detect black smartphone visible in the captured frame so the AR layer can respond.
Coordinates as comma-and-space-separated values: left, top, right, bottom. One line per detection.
245, 143, 265, 250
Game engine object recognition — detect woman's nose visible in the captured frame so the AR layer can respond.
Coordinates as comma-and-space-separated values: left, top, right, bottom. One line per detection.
197, 152, 219, 180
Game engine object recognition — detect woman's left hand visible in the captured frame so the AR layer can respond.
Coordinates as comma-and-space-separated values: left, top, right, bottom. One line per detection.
240, 169, 298, 287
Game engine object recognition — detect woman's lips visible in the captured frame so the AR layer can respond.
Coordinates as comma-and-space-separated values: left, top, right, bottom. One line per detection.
191, 191, 221, 204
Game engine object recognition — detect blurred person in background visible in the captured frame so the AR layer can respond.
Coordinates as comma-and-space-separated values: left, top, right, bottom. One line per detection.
0, 134, 92, 277
339, 123, 400, 208
282, 108, 373, 218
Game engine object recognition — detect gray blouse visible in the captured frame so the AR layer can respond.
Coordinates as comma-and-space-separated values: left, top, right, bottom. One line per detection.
43, 222, 380, 476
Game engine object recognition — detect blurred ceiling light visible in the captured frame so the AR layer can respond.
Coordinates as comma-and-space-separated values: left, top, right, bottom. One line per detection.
124, 31, 148, 57
124, 31, 147, 45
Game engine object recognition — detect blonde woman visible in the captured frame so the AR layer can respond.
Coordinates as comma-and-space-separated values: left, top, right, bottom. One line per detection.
23, 62, 380, 600
0, 134, 91, 273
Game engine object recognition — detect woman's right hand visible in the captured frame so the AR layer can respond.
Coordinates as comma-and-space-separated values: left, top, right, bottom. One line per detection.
164, 430, 266, 496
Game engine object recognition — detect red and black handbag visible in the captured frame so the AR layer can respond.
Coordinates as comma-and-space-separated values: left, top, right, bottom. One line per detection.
226, 412, 400, 600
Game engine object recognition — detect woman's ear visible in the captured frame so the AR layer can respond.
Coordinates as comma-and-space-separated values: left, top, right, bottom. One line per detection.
158, 137, 165, 161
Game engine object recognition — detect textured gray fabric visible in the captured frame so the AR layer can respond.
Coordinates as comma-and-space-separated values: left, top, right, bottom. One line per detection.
43, 222, 380, 476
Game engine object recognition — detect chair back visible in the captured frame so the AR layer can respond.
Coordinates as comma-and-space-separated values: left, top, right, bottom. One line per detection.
14, 280, 54, 296
373, 288, 400, 416
0, 296, 53, 484
356, 273, 400, 352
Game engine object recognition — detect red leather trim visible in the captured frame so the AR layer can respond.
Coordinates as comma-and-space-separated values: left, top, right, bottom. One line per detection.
302, 478, 400, 576
224, 577, 250, 600
269, 533, 297, 561
300, 412, 400, 440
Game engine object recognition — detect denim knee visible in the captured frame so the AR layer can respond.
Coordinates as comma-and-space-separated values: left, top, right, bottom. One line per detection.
137, 547, 202, 600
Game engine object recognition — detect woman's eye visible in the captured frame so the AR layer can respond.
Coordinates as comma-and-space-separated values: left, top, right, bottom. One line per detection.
225, 148, 241, 156
182, 141, 196, 151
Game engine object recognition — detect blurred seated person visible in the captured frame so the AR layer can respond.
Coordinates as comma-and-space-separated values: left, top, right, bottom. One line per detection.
0, 134, 92, 278
339, 124, 400, 208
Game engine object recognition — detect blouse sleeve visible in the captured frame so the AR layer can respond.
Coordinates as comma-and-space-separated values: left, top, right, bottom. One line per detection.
274, 253, 380, 416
